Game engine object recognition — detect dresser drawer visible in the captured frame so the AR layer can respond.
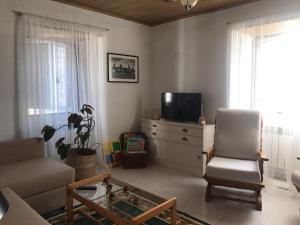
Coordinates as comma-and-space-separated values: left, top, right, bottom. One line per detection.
169, 133, 203, 146
170, 125, 203, 137
141, 120, 169, 131
142, 128, 169, 141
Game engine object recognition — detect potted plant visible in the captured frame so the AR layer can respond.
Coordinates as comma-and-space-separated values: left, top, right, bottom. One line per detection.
41, 104, 99, 181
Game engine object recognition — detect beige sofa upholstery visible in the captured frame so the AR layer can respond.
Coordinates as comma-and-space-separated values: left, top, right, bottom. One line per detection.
0, 138, 74, 214
0, 187, 50, 225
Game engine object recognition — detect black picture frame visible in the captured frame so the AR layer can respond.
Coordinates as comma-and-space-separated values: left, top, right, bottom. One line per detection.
107, 53, 139, 83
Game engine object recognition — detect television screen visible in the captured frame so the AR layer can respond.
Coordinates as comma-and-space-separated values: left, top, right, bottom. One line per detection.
161, 93, 202, 123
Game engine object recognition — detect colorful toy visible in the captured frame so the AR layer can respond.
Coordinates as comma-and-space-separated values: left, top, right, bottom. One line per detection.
103, 140, 122, 168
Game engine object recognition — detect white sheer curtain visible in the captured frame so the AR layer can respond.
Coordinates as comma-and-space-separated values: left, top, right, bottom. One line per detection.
228, 12, 300, 188
17, 14, 106, 159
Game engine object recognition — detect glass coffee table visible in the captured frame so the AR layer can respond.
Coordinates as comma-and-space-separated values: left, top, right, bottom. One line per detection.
67, 173, 177, 225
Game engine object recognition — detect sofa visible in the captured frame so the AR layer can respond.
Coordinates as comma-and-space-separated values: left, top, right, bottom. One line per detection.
0, 138, 74, 214
0, 187, 50, 225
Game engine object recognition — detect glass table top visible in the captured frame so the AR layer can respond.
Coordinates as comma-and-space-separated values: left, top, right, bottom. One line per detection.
73, 178, 169, 223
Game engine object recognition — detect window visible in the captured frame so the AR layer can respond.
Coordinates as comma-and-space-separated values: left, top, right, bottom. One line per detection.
229, 17, 300, 130
26, 39, 69, 115
17, 14, 105, 157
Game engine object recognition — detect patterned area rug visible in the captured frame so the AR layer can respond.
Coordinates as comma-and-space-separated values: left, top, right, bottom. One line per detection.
44, 203, 210, 225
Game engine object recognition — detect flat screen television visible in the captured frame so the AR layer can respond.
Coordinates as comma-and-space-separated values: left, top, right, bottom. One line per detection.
161, 93, 202, 123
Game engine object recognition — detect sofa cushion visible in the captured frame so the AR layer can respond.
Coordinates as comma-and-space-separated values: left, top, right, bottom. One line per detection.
215, 109, 261, 160
206, 156, 261, 184
0, 188, 50, 225
0, 158, 74, 198
0, 138, 44, 165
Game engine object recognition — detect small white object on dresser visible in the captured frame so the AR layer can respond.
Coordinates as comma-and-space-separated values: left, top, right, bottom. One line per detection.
141, 119, 215, 177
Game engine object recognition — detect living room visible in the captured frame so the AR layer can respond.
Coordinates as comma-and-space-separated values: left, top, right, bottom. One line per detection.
1, 0, 300, 224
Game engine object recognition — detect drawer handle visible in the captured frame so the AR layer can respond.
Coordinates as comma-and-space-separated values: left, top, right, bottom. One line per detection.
182, 128, 188, 133
152, 132, 157, 136
182, 137, 188, 142
152, 124, 157, 128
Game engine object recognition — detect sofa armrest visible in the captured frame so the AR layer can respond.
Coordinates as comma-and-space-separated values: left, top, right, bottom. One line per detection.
0, 138, 45, 165
202, 147, 215, 164
0, 188, 50, 225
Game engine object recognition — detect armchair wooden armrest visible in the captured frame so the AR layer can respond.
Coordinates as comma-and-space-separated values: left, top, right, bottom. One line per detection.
202, 147, 215, 164
258, 150, 269, 161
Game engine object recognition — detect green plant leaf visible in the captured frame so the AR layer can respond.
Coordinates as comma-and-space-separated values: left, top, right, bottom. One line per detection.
55, 137, 65, 148
84, 107, 93, 115
68, 114, 83, 128
83, 104, 95, 110
68, 113, 77, 125
57, 143, 70, 160
42, 126, 56, 142
41, 125, 49, 134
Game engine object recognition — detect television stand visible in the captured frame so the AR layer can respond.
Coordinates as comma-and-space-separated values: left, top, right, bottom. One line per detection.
140, 119, 215, 176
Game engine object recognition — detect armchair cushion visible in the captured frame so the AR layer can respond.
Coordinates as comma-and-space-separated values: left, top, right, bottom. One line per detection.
215, 109, 261, 160
206, 157, 261, 184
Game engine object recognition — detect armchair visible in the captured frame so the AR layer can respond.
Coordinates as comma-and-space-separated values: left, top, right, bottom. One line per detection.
291, 157, 300, 192
202, 109, 268, 211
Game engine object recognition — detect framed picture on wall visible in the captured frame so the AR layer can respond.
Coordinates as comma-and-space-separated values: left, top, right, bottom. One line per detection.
107, 53, 139, 83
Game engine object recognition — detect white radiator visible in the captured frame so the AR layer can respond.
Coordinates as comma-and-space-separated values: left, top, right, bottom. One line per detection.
263, 127, 295, 180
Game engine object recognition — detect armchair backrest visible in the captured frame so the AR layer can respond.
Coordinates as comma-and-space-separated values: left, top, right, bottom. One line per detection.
215, 109, 261, 161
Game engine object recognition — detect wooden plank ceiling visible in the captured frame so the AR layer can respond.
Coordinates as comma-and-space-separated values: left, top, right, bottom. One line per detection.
51, 0, 259, 26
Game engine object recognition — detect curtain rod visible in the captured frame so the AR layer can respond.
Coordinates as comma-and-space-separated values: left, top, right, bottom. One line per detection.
12, 10, 109, 31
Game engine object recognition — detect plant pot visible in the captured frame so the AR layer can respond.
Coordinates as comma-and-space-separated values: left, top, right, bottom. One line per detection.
66, 148, 97, 181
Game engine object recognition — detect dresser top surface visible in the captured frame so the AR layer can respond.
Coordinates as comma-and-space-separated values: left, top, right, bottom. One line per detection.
141, 118, 214, 129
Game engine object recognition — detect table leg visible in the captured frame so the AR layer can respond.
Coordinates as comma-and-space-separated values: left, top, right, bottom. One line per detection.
171, 203, 177, 225
67, 188, 74, 225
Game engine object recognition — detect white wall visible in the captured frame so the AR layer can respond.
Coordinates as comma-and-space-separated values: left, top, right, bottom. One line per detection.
152, 0, 300, 122
0, 0, 152, 141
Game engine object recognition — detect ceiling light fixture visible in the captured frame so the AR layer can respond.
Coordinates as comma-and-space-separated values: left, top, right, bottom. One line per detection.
163, 0, 198, 12
180, 0, 198, 11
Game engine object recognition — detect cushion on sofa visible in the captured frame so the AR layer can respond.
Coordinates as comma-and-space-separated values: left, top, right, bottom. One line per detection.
0, 158, 74, 198
206, 156, 261, 184
0, 188, 50, 225
0, 138, 44, 165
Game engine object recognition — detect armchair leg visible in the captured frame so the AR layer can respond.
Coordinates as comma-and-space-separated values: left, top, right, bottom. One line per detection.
255, 190, 262, 211
205, 184, 212, 202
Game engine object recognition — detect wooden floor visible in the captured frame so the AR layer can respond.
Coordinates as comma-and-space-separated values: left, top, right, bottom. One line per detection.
98, 164, 300, 225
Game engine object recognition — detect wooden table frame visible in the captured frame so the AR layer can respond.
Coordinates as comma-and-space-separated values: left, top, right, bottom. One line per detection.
67, 173, 177, 225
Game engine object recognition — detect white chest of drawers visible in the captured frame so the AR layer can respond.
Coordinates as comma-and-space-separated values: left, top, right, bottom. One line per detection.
141, 119, 215, 177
